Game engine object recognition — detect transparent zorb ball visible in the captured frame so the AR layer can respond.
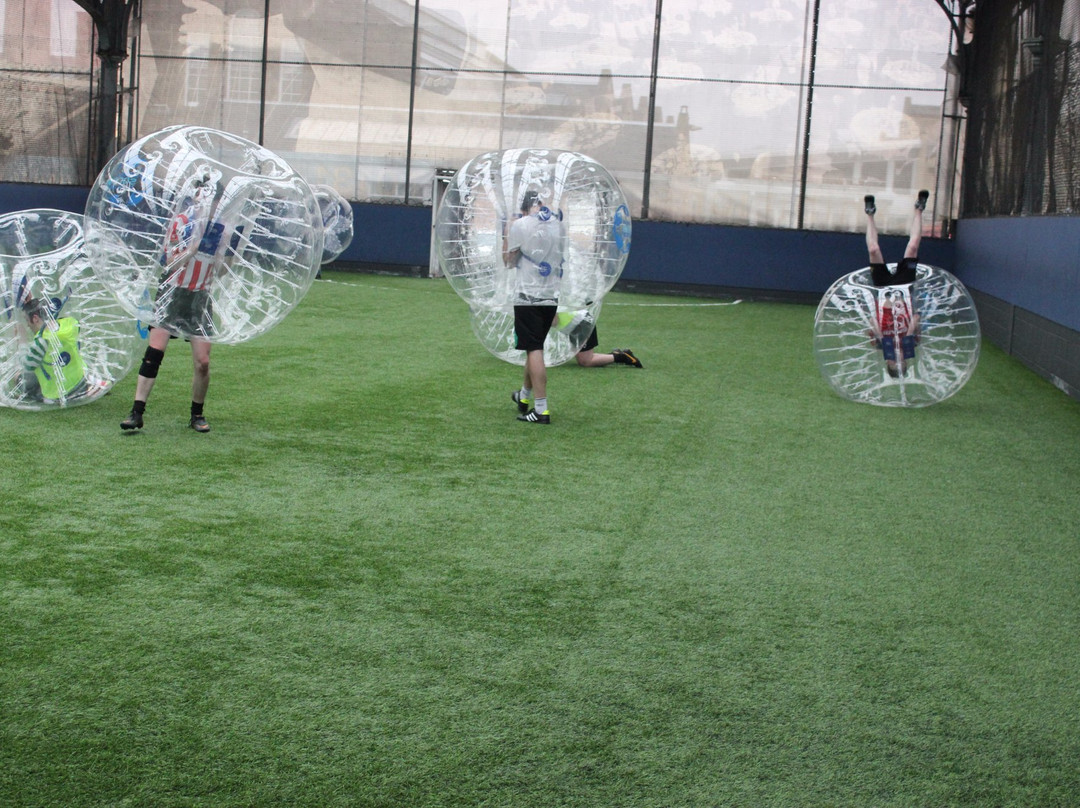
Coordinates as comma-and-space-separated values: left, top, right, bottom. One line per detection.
312, 184, 354, 264
83, 125, 324, 344
469, 298, 604, 366
433, 148, 631, 366
813, 264, 981, 407
0, 209, 144, 410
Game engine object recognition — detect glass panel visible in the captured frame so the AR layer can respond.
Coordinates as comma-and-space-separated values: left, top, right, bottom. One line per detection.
261, 33, 313, 156
274, 0, 416, 69
652, 1, 810, 224
135, 0, 192, 60
127, 0, 955, 230
506, 1, 655, 76
811, 0, 951, 233
801, 87, 945, 234
139, 1, 264, 142
139, 52, 262, 144
0, 0, 93, 183
648, 75, 807, 226
658, 0, 811, 83
430, 0, 510, 67
815, 0, 949, 90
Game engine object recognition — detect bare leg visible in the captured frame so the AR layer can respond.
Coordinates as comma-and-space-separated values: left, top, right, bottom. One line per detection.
864, 194, 881, 263
904, 193, 927, 259
133, 326, 172, 403
523, 349, 546, 401
865, 211, 884, 265
190, 338, 211, 404
575, 349, 615, 367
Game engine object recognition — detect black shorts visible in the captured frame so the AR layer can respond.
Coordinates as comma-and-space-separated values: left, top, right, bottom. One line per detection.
156, 285, 214, 337
871, 257, 918, 287
580, 324, 599, 352
514, 304, 557, 352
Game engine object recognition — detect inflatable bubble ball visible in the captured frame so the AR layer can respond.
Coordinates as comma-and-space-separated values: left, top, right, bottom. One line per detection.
469, 298, 604, 367
0, 209, 145, 411
83, 125, 324, 344
433, 148, 632, 366
312, 184, 354, 265
813, 264, 981, 407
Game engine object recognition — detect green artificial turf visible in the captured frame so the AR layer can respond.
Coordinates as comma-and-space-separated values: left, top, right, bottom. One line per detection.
2, 271, 1079, 807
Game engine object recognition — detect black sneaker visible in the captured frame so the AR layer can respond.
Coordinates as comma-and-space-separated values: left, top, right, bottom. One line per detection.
189, 415, 210, 433
612, 348, 643, 368
915, 189, 929, 211
864, 195, 876, 215
517, 409, 550, 424
511, 390, 531, 413
120, 409, 143, 430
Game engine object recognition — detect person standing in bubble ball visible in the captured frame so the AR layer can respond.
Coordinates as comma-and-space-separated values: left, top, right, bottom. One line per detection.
864, 189, 928, 377
121, 166, 245, 433
505, 189, 567, 425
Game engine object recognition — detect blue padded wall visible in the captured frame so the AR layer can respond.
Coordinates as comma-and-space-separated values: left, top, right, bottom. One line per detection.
338, 203, 431, 266
0, 185, 957, 299
955, 216, 1080, 333
0, 183, 90, 216
620, 219, 955, 296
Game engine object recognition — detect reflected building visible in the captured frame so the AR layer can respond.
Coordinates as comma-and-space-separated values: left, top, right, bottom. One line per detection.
0, 0, 94, 184
2, 0, 956, 234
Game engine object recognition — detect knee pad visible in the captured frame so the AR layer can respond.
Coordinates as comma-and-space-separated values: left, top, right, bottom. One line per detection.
139, 347, 165, 378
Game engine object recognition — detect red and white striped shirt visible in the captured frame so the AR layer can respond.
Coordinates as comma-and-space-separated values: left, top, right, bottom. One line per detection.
162, 199, 228, 291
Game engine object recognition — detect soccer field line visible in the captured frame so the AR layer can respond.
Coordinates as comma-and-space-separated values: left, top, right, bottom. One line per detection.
318, 277, 742, 306
605, 300, 742, 307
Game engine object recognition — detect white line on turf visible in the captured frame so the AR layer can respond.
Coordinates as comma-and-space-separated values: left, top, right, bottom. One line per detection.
318, 278, 742, 306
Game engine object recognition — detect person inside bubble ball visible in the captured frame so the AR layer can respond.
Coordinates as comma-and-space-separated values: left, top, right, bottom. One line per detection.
505, 189, 567, 424
551, 306, 643, 369
573, 327, 643, 369
864, 189, 929, 288
863, 190, 928, 377
870, 286, 921, 379
17, 294, 90, 403
121, 167, 246, 433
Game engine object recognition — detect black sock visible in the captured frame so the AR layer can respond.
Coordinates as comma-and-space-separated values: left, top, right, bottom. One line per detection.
132, 400, 146, 415
191, 402, 204, 418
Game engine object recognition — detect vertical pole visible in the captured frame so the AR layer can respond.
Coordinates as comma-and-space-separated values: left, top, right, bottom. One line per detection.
404, 0, 421, 203
796, 0, 820, 230
90, 1, 135, 177
126, 0, 140, 146
499, 3, 512, 152
258, 0, 270, 145
640, 0, 663, 219
87, 23, 98, 183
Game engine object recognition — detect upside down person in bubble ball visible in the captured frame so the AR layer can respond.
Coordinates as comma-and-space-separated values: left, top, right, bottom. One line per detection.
871, 287, 921, 378
505, 189, 567, 424
121, 167, 245, 433
864, 189, 928, 288
864, 189, 928, 377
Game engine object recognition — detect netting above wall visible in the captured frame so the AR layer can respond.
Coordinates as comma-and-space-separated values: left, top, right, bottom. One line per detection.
963, 0, 1080, 216
0, 2, 94, 185
3, 0, 959, 236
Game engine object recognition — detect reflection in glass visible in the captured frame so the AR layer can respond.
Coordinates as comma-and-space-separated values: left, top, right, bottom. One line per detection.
4, 0, 955, 233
